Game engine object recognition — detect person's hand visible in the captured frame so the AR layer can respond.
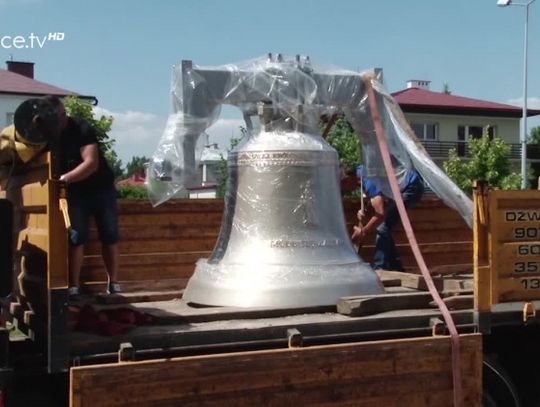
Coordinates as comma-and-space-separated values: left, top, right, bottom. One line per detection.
357, 209, 366, 222
351, 225, 364, 242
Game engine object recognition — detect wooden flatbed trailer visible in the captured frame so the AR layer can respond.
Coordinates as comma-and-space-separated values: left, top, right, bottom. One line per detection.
2, 154, 540, 406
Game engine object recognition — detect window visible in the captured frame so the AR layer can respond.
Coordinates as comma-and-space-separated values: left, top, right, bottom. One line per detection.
457, 125, 496, 157
458, 125, 495, 141
411, 123, 438, 141
6, 113, 14, 125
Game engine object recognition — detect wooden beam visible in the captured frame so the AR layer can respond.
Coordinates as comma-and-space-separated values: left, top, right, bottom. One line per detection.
70, 334, 482, 407
337, 292, 436, 317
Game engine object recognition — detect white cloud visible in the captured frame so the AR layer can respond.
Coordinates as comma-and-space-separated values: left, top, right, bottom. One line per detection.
93, 107, 246, 164
206, 118, 246, 150
506, 97, 540, 131
528, 97, 540, 110
507, 96, 540, 109
93, 106, 166, 164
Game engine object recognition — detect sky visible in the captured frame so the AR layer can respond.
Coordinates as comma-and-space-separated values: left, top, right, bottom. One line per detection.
1, 0, 540, 164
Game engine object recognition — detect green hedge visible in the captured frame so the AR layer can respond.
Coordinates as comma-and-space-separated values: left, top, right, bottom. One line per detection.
116, 185, 148, 199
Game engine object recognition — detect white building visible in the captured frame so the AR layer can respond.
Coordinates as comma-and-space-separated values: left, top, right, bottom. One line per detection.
0, 60, 95, 129
187, 143, 228, 199
392, 80, 540, 166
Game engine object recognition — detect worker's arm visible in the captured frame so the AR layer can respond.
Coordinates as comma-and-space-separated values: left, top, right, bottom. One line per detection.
351, 195, 385, 241
60, 143, 99, 184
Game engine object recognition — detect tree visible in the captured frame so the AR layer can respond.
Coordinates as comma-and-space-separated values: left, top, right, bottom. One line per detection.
216, 130, 244, 199
324, 115, 363, 196
444, 130, 523, 194
325, 115, 362, 171
215, 155, 228, 199
63, 96, 120, 180
528, 126, 540, 144
125, 156, 150, 177
63, 96, 114, 153
527, 126, 540, 189
105, 150, 124, 180
117, 184, 148, 199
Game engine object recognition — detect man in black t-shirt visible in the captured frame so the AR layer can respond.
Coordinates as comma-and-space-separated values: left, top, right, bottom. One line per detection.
44, 96, 121, 296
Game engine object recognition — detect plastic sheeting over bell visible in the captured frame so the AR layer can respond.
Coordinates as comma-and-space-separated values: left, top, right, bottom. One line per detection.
147, 54, 472, 227
147, 54, 473, 308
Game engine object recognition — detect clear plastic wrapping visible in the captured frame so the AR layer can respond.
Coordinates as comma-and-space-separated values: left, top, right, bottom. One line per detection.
148, 54, 473, 227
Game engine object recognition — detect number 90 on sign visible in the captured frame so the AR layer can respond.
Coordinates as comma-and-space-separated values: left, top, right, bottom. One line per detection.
514, 228, 540, 239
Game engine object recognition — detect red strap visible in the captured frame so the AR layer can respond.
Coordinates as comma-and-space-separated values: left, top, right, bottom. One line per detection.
363, 76, 463, 407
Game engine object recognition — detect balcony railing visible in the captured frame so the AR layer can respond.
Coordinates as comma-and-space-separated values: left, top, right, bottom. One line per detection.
420, 141, 540, 160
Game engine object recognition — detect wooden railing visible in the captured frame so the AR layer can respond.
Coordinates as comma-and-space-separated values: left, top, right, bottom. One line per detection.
82, 197, 473, 288
421, 140, 540, 160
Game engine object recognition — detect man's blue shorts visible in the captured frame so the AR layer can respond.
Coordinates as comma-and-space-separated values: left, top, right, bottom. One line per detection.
67, 186, 120, 246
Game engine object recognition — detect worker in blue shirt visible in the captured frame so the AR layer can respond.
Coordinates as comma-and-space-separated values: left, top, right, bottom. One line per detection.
351, 165, 424, 271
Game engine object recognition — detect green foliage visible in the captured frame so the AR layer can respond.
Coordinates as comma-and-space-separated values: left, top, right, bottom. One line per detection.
324, 115, 363, 197
529, 126, 540, 144
64, 96, 124, 181
444, 132, 523, 194
216, 132, 244, 199
116, 184, 148, 199
442, 83, 451, 94
215, 155, 228, 199
325, 115, 362, 170
105, 150, 124, 180
63, 96, 114, 153
126, 156, 150, 177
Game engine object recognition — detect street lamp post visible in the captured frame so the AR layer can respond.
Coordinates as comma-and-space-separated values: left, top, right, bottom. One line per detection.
498, 0, 536, 189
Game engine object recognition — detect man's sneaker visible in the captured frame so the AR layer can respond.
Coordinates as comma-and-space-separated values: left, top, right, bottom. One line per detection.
107, 282, 122, 294
68, 286, 80, 296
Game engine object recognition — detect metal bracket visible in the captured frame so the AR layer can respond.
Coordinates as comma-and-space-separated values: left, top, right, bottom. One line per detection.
287, 328, 303, 348
430, 317, 446, 336
523, 302, 536, 324
118, 342, 135, 362
474, 310, 491, 334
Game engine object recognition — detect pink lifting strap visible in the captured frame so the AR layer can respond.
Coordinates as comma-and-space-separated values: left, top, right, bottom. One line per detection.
363, 76, 463, 407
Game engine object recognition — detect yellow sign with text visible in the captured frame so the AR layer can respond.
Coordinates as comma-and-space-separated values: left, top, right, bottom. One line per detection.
489, 192, 540, 302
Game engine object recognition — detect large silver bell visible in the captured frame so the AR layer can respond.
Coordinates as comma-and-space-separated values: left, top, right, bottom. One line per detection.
183, 110, 383, 308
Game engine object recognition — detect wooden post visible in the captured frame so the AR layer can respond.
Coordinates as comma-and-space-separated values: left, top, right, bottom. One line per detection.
473, 181, 491, 333
46, 152, 69, 372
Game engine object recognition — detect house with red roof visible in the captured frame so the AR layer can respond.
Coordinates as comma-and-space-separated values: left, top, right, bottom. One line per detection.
186, 143, 228, 199
0, 60, 95, 129
392, 80, 540, 165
